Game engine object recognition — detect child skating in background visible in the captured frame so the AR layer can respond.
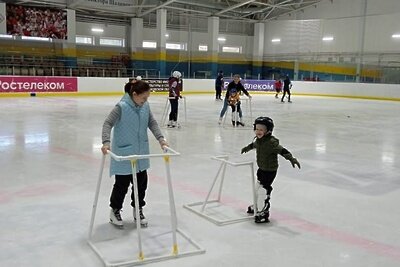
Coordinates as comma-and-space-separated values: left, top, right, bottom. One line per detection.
168, 71, 183, 128
228, 89, 244, 127
241, 117, 300, 223
274, 78, 282, 99
218, 74, 251, 125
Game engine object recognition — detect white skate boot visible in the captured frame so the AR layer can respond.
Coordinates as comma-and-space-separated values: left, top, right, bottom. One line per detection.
109, 209, 123, 228
133, 207, 148, 227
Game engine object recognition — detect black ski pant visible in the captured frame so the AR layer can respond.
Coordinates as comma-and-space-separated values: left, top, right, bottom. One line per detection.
281, 88, 291, 102
169, 98, 179, 121
110, 171, 148, 210
215, 86, 222, 99
257, 169, 277, 196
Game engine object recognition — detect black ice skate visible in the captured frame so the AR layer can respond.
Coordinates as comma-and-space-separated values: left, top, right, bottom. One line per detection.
253, 198, 271, 223
133, 208, 148, 227
109, 209, 124, 228
247, 205, 254, 214
255, 211, 270, 223
236, 121, 245, 127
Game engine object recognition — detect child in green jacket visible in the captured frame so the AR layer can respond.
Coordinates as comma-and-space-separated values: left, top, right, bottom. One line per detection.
241, 117, 300, 223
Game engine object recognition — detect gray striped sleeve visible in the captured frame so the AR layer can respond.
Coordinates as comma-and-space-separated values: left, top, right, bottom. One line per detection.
148, 108, 164, 141
102, 105, 121, 145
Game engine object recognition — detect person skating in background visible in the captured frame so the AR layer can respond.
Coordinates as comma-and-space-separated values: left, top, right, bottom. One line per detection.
228, 89, 244, 127
101, 80, 168, 228
215, 70, 224, 100
281, 75, 292, 103
274, 78, 282, 99
241, 117, 300, 223
168, 71, 183, 128
218, 74, 252, 125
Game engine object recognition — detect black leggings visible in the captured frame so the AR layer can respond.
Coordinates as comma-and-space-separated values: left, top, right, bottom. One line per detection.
169, 98, 179, 121
281, 88, 291, 101
110, 170, 148, 210
215, 86, 222, 99
257, 169, 277, 196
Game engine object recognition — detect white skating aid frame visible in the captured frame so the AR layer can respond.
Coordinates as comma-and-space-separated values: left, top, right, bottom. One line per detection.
87, 147, 205, 267
160, 96, 187, 127
183, 155, 257, 226
222, 98, 253, 129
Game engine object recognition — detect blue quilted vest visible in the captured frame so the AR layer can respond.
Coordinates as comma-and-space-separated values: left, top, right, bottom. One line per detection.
110, 94, 150, 176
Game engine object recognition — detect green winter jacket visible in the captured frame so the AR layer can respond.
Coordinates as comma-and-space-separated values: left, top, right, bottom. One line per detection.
242, 134, 294, 171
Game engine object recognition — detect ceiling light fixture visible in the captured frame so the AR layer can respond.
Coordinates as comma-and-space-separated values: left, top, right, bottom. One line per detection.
91, 28, 104, 33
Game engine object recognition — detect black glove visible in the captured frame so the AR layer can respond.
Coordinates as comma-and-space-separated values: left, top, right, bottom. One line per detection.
241, 147, 251, 154
290, 158, 301, 169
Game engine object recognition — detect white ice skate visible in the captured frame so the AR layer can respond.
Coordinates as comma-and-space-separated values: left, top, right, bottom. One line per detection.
251, 182, 271, 223
109, 209, 124, 228
133, 208, 148, 227
173, 121, 181, 128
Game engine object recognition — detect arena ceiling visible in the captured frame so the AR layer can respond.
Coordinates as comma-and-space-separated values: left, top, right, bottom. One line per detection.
8, 0, 323, 22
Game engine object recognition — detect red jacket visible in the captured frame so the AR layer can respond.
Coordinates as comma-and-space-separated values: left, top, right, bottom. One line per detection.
274, 80, 282, 90
168, 77, 181, 98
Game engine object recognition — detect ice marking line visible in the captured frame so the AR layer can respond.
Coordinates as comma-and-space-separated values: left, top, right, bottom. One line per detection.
272, 212, 400, 261
0, 184, 69, 204
53, 148, 400, 262
149, 172, 400, 262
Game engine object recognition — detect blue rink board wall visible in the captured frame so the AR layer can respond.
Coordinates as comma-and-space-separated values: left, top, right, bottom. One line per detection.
0, 76, 399, 101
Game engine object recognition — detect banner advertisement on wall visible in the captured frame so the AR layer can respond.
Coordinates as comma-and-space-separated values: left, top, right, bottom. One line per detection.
0, 76, 78, 93
129, 78, 183, 92
224, 79, 275, 92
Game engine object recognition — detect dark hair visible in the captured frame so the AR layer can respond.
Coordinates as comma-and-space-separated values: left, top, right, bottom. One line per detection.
124, 82, 132, 93
128, 80, 150, 97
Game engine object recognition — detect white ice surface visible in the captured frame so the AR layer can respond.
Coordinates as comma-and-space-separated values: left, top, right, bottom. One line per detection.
0, 94, 399, 267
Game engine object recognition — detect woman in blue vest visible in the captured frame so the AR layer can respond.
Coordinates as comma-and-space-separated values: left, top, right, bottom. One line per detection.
101, 80, 168, 228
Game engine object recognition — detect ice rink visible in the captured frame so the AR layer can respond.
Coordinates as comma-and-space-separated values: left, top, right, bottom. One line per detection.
0, 93, 399, 267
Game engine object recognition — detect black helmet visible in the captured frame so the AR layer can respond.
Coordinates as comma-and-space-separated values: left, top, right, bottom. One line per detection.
253, 117, 274, 131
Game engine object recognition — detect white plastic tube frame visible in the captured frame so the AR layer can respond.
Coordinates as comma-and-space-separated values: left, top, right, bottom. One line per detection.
222, 97, 253, 129
87, 147, 205, 266
160, 96, 187, 127
183, 155, 257, 226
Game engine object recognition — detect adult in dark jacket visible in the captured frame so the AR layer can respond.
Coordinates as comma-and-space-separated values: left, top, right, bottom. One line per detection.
281, 75, 292, 103
218, 74, 252, 125
215, 70, 224, 100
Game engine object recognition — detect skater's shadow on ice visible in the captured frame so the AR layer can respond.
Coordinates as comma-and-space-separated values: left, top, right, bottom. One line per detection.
90, 222, 136, 242
268, 222, 301, 237
248, 220, 300, 237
